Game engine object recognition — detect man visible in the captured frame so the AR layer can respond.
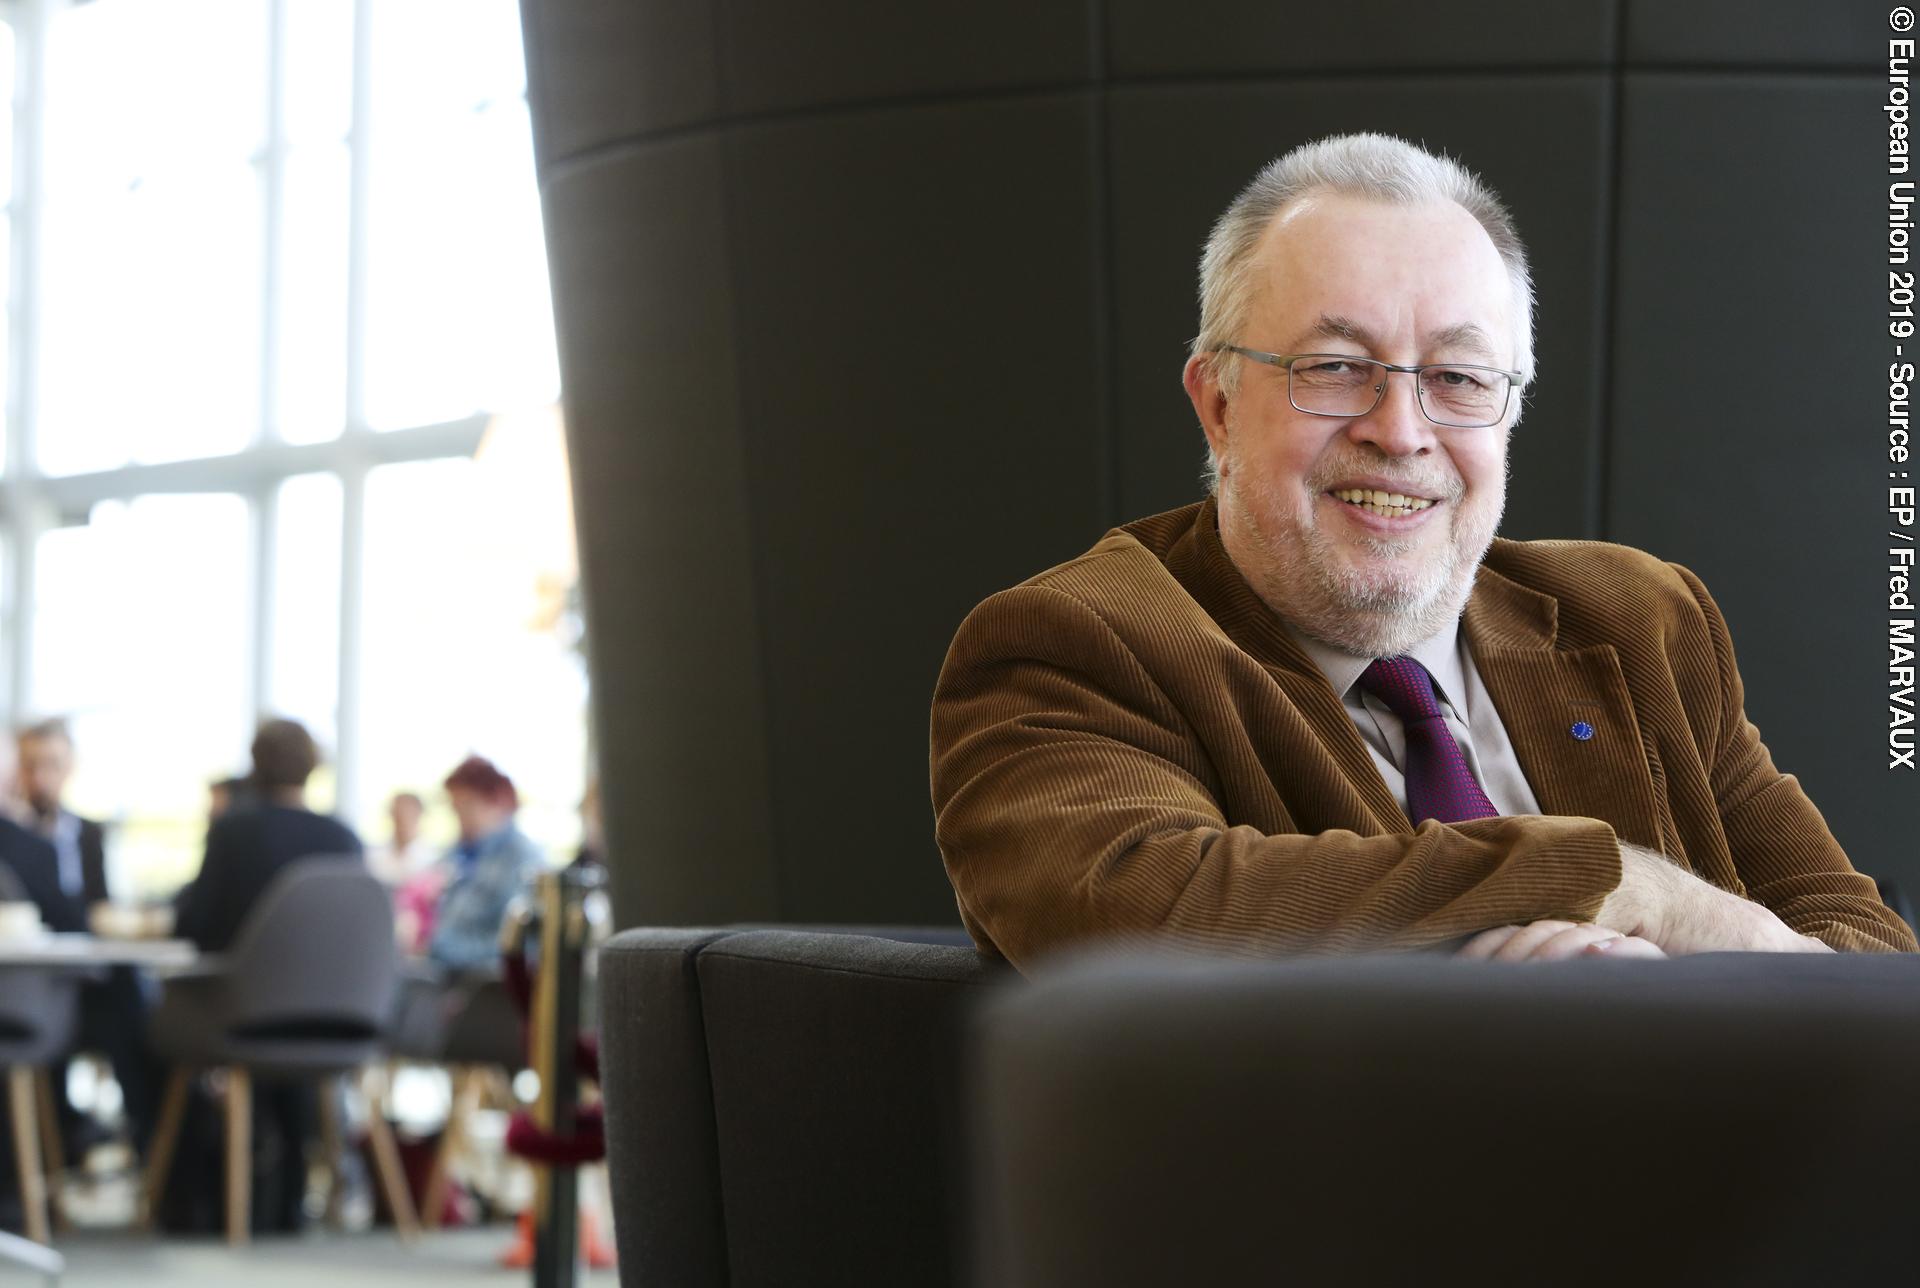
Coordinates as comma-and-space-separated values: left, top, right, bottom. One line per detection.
173, 718, 361, 953
17, 718, 108, 910
168, 717, 360, 1232
0, 726, 153, 1166
929, 133, 1916, 969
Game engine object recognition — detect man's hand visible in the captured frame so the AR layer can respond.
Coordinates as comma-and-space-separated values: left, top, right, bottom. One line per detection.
1456, 919, 1667, 962
1594, 843, 1834, 955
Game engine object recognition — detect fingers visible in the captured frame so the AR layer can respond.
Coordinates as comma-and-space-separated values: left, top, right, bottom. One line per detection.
1512, 921, 1635, 963
1585, 935, 1666, 960
1456, 920, 1669, 963
1454, 923, 1532, 960
1489, 920, 1585, 962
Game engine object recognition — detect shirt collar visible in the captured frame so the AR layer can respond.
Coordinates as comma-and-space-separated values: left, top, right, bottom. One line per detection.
1282, 617, 1470, 711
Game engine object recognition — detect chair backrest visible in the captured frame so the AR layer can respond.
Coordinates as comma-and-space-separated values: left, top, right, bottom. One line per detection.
0, 865, 79, 1060
598, 925, 1004, 1288
973, 949, 1920, 1288
222, 857, 398, 1039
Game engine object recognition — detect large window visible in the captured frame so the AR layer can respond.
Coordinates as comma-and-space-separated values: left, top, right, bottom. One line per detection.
2, 0, 585, 894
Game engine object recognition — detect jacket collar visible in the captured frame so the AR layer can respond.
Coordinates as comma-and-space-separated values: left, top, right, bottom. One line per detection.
1168, 501, 1661, 846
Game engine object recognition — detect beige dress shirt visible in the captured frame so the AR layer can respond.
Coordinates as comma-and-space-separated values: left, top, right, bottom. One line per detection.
1284, 620, 1545, 819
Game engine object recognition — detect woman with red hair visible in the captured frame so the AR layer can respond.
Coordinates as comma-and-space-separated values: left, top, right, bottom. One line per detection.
425, 755, 546, 969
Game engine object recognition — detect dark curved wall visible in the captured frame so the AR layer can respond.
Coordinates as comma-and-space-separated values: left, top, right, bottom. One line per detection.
519, 0, 1908, 929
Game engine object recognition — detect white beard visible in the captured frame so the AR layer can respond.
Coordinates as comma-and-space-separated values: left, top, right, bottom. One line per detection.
1219, 446, 1504, 659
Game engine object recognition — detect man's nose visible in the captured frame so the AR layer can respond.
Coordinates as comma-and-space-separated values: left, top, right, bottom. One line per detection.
1347, 370, 1437, 458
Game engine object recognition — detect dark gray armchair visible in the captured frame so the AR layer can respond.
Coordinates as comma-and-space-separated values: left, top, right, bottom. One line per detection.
972, 950, 1920, 1288
597, 925, 1002, 1287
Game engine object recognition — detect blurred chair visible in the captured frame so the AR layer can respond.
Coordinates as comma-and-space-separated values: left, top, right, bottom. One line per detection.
597, 925, 1001, 1288
0, 966, 78, 1248
138, 858, 417, 1246
387, 964, 526, 1227
0, 866, 78, 1247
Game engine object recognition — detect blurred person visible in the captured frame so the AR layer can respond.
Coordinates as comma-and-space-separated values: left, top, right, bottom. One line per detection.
168, 718, 361, 1232
173, 720, 360, 952
17, 717, 109, 907
571, 777, 603, 871
427, 755, 544, 970
391, 790, 449, 953
367, 789, 433, 884
0, 732, 85, 934
0, 732, 154, 1216
14, 718, 154, 1160
206, 773, 253, 821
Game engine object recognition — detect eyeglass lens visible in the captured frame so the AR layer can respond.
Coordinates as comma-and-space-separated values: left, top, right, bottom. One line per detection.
1289, 357, 1508, 428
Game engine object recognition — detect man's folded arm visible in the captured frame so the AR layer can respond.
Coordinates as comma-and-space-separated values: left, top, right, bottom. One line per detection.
930, 584, 1622, 967
1672, 564, 1917, 953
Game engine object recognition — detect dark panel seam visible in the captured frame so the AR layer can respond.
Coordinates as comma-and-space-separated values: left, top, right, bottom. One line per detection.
707, 0, 785, 934
1092, 0, 1118, 526
1595, 8, 1629, 542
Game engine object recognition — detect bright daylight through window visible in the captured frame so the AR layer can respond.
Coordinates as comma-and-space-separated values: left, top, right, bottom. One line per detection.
2, 0, 583, 894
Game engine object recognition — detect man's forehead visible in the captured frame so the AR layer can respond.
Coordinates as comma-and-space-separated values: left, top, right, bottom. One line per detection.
1249, 193, 1512, 355
1297, 313, 1502, 360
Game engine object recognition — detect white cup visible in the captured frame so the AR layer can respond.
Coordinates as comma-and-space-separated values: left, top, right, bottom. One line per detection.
0, 901, 43, 939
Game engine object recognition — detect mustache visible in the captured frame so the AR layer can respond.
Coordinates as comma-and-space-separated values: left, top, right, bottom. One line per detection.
1303, 453, 1463, 502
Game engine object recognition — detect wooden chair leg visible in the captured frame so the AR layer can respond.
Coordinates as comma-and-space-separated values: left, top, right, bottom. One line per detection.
32, 1072, 65, 1233
421, 1065, 480, 1232
361, 1067, 419, 1241
224, 1068, 251, 1248
7, 1068, 49, 1245
139, 1068, 191, 1231
317, 1076, 345, 1230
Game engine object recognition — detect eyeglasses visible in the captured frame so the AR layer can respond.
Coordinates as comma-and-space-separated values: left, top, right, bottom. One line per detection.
1219, 347, 1519, 429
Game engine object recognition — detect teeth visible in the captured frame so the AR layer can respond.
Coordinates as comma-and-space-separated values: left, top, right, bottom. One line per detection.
1330, 487, 1434, 515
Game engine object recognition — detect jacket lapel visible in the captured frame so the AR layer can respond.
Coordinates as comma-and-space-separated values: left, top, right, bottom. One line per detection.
1465, 568, 1664, 851
1174, 500, 1420, 832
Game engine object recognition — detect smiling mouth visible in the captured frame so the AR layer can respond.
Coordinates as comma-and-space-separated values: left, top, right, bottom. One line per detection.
1327, 487, 1437, 519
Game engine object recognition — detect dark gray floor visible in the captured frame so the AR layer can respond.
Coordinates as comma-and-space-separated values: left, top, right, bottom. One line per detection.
47, 1227, 619, 1286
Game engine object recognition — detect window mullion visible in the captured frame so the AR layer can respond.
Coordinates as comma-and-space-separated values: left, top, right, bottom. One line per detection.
258, 0, 286, 448
5, 0, 49, 725
249, 485, 277, 726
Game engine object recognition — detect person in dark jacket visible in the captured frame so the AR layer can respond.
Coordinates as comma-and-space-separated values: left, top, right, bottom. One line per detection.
13, 717, 154, 1160
168, 718, 361, 1231
173, 720, 360, 952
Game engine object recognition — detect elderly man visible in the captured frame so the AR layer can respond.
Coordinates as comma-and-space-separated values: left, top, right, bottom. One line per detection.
929, 132, 1915, 968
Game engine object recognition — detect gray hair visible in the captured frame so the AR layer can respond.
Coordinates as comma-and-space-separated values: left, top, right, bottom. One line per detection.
1191, 134, 1536, 484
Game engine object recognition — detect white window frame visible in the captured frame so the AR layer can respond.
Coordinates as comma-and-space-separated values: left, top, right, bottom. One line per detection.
0, 0, 522, 829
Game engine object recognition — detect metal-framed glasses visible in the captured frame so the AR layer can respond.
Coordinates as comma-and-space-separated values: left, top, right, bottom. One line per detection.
1219, 347, 1519, 429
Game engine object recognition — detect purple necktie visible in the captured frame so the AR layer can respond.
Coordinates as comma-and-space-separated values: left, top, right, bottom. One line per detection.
1357, 657, 1499, 825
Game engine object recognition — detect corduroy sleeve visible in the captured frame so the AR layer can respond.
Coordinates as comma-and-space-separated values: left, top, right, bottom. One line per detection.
1670, 564, 1917, 953
931, 583, 1624, 969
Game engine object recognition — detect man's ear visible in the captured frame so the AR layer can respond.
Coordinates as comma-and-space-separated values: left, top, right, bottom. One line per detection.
1182, 353, 1232, 461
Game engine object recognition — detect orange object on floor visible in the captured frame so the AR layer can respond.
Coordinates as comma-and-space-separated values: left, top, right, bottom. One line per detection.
498, 1206, 616, 1271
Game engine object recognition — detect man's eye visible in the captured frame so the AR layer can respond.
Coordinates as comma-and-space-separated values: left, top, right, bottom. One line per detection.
1430, 368, 1487, 389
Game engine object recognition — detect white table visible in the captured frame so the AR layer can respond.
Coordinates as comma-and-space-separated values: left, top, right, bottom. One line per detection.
0, 933, 197, 1267
0, 933, 196, 971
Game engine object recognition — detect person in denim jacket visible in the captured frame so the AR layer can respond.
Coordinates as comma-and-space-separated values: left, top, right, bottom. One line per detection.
426, 755, 545, 969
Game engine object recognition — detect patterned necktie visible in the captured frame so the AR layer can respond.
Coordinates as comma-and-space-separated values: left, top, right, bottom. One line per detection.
1357, 656, 1499, 824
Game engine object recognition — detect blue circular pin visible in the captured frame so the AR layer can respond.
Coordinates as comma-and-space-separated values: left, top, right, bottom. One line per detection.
1570, 721, 1595, 741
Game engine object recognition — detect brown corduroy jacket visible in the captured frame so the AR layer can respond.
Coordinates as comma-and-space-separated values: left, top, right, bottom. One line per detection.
930, 498, 1916, 966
